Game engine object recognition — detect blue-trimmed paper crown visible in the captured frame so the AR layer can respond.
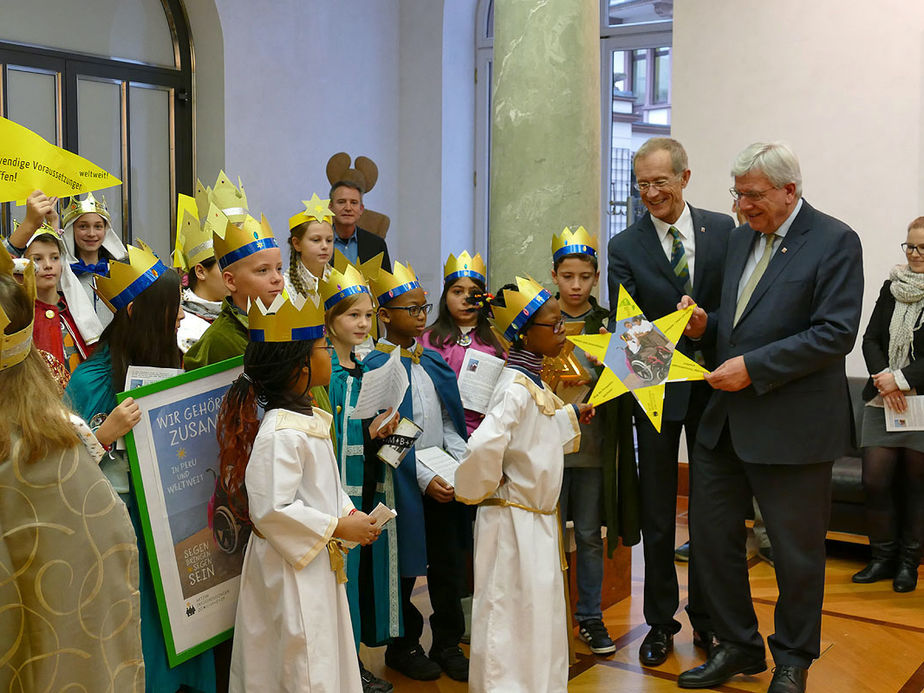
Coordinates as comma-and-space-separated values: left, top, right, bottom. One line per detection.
92, 240, 169, 313
366, 259, 420, 305
319, 252, 372, 311
491, 275, 552, 342
248, 293, 326, 342
551, 225, 597, 262
444, 251, 486, 284
213, 214, 279, 271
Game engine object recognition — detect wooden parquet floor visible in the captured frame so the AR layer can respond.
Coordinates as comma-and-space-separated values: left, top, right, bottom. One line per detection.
361, 512, 924, 692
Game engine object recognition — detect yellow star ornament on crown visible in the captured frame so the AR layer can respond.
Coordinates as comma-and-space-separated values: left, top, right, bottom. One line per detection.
567, 285, 710, 432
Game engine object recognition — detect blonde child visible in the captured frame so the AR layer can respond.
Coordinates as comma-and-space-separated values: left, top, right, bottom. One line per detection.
286, 194, 335, 298
320, 259, 399, 692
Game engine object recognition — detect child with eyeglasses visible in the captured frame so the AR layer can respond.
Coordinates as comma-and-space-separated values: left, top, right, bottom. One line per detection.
362, 260, 472, 683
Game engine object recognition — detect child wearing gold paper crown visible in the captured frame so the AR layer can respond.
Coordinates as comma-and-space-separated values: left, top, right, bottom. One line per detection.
549, 226, 640, 657
215, 293, 380, 693
174, 188, 228, 352
184, 172, 284, 370
362, 260, 471, 683
421, 251, 505, 435
64, 242, 218, 693
0, 242, 144, 692
320, 253, 399, 692
454, 277, 595, 693
286, 193, 334, 298
8, 189, 128, 328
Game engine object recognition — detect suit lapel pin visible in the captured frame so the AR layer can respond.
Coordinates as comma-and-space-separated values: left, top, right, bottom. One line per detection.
781, 247, 788, 253
699, 226, 705, 233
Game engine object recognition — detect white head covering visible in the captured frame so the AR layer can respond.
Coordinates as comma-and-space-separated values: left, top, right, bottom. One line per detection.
26, 228, 104, 345
62, 212, 127, 264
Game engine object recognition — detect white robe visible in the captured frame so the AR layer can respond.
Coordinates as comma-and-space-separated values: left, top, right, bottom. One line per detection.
230, 408, 361, 693
455, 367, 581, 693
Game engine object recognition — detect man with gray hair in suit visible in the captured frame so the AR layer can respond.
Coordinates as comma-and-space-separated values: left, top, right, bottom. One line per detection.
678, 142, 863, 693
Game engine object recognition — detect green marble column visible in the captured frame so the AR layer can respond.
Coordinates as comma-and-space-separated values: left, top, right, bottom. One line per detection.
488, 0, 601, 290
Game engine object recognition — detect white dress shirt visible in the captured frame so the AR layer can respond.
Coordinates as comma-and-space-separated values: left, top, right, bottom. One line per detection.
736, 198, 803, 302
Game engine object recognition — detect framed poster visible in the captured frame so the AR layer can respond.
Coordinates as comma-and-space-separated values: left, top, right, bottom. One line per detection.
119, 355, 245, 667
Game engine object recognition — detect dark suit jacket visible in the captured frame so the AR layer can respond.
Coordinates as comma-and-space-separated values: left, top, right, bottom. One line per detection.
861, 279, 924, 402
356, 226, 391, 269
697, 200, 864, 464
607, 204, 735, 421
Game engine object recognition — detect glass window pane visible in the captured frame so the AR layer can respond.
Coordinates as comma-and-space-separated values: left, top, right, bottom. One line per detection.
607, 0, 673, 27
653, 47, 670, 103
6, 67, 58, 145
0, 0, 175, 68
129, 84, 172, 260
632, 50, 648, 105
77, 77, 124, 241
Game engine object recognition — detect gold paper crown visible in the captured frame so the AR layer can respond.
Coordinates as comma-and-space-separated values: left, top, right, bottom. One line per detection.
212, 213, 279, 271
318, 254, 372, 310
366, 259, 420, 305
289, 193, 334, 231
93, 240, 170, 314
209, 170, 248, 222
491, 275, 553, 342
248, 293, 326, 342
444, 251, 486, 284
174, 193, 215, 270
0, 243, 36, 371
551, 225, 597, 262
195, 179, 211, 220
62, 191, 110, 228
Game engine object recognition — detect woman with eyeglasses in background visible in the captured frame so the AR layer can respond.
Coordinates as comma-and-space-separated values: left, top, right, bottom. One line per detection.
853, 216, 924, 592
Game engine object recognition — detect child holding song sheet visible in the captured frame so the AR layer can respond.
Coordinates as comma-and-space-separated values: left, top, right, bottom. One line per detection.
421, 251, 505, 435
362, 259, 471, 683
215, 292, 380, 693
320, 254, 399, 692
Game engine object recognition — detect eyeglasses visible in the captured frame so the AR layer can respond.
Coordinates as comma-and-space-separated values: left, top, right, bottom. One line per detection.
532, 317, 566, 334
634, 175, 680, 193
314, 344, 336, 356
388, 303, 433, 317
729, 187, 775, 202
901, 243, 924, 256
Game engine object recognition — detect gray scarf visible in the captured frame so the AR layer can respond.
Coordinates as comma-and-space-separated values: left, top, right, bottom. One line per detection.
888, 264, 924, 369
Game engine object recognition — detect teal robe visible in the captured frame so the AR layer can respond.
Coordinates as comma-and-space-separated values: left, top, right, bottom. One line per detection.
328, 350, 402, 647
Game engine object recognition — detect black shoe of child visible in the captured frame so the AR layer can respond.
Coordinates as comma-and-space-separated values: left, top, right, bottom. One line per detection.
385, 644, 442, 680
429, 645, 469, 681
359, 661, 394, 692
578, 618, 617, 655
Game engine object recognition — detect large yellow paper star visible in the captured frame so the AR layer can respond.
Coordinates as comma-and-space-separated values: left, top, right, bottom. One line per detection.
568, 284, 709, 432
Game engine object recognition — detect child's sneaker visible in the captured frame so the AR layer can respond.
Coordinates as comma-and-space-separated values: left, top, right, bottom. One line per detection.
578, 618, 616, 655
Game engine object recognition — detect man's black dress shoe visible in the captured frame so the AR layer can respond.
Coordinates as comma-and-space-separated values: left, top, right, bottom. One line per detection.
638, 626, 673, 666
692, 630, 717, 656
768, 665, 808, 693
677, 643, 766, 688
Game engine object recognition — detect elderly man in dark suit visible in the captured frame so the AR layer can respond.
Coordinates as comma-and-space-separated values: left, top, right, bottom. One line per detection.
329, 180, 391, 269
677, 142, 864, 693
608, 137, 735, 667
